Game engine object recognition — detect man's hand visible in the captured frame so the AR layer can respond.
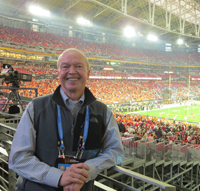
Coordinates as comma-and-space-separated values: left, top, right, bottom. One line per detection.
59, 163, 90, 188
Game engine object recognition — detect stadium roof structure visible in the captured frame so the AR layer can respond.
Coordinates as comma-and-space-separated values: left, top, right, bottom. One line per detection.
1, 0, 200, 44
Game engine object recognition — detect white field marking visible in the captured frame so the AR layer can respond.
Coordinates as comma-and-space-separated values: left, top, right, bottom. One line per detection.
160, 112, 166, 114
174, 115, 178, 119
128, 104, 189, 114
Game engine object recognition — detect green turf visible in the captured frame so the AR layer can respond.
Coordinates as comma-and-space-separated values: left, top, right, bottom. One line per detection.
131, 105, 200, 123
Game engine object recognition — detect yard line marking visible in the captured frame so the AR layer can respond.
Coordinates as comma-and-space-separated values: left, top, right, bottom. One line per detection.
174, 115, 178, 120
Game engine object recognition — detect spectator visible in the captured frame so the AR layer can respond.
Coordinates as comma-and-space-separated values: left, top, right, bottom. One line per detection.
9, 48, 124, 191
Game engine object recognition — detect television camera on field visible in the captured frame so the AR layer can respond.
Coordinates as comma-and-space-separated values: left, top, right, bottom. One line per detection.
0, 64, 32, 113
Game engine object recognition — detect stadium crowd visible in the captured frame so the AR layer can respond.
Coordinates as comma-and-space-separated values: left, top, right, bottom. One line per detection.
1, 78, 198, 104
116, 113, 200, 145
0, 62, 200, 103
1, 25, 200, 65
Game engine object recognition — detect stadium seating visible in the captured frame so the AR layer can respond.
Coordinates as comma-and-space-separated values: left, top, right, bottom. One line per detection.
1, 25, 200, 66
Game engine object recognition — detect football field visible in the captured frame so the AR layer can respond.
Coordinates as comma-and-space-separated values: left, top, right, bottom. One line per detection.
132, 105, 200, 123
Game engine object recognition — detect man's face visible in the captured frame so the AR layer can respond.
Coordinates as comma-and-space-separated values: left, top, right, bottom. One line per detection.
58, 50, 90, 99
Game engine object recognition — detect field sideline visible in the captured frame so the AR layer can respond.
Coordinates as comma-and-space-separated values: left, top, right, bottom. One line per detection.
129, 105, 200, 123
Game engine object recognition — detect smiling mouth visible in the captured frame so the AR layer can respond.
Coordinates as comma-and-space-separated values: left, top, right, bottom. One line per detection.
67, 78, 79, 81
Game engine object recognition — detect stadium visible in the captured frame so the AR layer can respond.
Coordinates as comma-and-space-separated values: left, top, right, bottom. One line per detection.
0, 0, 199, 190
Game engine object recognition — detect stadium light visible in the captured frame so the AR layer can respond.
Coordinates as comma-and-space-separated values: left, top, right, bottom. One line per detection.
28, 5, 50, 17
147, 34, 158, 41
124, 26, 136, 38
177, 39, 183, 45
77, 18, 92, 26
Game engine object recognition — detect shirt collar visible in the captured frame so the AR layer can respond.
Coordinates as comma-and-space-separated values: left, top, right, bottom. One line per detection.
60, 87, 85, 105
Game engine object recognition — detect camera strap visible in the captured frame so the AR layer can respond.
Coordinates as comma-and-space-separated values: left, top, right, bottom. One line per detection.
57, 105, 90, 159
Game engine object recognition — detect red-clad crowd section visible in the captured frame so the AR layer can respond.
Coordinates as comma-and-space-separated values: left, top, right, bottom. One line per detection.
116, 113, 200, 145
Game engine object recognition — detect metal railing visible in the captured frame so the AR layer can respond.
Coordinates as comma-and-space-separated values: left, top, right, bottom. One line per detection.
0, 115, 189, 191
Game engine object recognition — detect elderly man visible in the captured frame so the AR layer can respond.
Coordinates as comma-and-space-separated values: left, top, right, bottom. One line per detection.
9, 48, 124, 191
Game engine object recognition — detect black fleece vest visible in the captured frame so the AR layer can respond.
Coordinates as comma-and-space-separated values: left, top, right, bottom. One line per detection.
17, 86, 108, 191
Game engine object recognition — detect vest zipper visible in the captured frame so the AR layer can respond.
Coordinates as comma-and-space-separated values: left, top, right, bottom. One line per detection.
72, 107, 81, 134
71, 125, 74, 135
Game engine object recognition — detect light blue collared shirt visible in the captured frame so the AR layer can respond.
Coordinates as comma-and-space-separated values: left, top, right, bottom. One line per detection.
60, 88, 84, 123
